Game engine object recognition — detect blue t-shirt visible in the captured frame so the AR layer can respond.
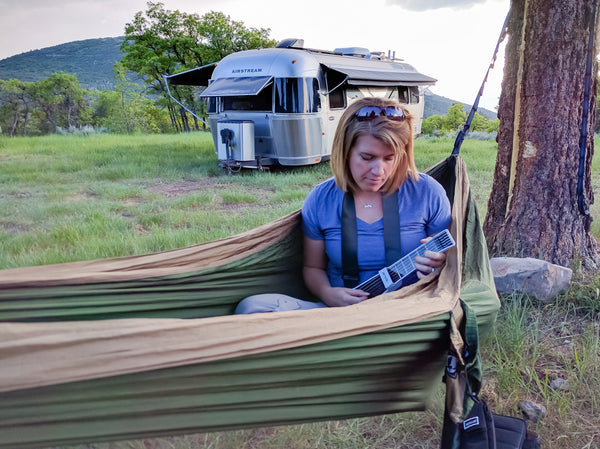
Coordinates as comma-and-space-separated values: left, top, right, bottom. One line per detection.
301, 174, 452, 288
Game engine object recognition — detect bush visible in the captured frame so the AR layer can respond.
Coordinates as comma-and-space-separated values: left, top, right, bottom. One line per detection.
467, 131, 497, 141
56, 125, 108, 136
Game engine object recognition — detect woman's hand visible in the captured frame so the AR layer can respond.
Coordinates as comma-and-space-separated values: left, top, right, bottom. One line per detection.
303, 236, 370, 307
303, 265, 370, 307
320, 287, 370, 307
414, 236, 447, 279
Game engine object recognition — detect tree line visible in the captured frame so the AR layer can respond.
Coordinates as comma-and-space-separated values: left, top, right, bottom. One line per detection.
0, 70, 502, 137
421, 103, 499, 136
0, 68, 171, 136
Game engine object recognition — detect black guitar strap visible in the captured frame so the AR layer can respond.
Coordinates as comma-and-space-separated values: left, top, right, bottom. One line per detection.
383, 191, 402, 266
342, 190, 401, 288
342, 192, 359, 288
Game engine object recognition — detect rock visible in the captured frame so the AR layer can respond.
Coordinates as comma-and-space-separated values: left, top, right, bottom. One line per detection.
490, 257, 572, 301
519, 400, 547, 423
550, 377, 570, 391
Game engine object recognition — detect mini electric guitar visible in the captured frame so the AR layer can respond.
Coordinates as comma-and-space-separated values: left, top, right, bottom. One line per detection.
353, 229, 455, 297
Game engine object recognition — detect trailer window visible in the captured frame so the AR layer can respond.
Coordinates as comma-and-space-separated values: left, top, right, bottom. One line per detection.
222, 85, 273, 112
354, 86, 398, 101
207, 97, 217, 113
409, 86, 420, 104
398, 87, 410, 104
275, 78, 321, 113
329, 87, 346, 109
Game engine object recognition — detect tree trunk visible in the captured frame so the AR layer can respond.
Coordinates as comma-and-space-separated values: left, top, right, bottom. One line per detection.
484, 0, 600, 269
10, 111, 19, 137
180, 107, 190, 133
167, 103, 181, 132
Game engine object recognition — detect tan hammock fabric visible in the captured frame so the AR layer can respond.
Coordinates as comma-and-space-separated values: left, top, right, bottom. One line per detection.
0, 278, 457, 392
0, 157, 471, 393
0, 212, 299, 288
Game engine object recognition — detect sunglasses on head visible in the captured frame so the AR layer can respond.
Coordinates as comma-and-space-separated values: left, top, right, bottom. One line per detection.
355, 105, 406, 122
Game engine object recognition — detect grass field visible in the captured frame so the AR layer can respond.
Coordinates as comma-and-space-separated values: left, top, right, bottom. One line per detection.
1, 132, 599, 448
0, 133, 325, 269
0, 133, 501, 270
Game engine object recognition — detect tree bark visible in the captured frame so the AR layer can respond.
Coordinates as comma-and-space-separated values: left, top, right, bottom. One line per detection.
484, 0, 600, 269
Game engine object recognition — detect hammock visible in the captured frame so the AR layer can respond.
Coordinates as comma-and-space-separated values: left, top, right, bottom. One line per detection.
0, 155, 500, 449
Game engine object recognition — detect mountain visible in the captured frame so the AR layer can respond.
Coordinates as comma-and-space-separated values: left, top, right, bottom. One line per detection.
0, 37, 126, 90
0, 38, 497, 119
424, 89, 497, 120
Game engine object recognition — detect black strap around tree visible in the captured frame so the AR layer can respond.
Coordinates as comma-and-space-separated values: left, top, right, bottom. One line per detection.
342, 191, 401, 288
576, 0, 597, 216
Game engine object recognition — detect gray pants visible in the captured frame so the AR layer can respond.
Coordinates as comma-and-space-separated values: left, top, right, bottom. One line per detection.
235, 293, 327, 314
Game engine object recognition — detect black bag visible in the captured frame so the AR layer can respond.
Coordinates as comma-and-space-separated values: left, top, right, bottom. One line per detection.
460, 396, 527, 449
493, 413, 529, 449
460, 397, 496, 448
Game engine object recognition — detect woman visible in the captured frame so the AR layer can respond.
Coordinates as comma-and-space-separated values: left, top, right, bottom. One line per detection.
235, 97, 451, 314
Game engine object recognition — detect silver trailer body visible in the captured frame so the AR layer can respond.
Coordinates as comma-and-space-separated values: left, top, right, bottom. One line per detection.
165, 40, 436, 169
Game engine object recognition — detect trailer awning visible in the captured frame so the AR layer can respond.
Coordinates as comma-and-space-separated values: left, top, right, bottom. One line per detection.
322, 64, 437, 86
199, 76, 273, 97
165, 63, 217, 86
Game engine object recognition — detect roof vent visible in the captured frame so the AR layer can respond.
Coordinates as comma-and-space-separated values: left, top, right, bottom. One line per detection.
368, 51, 385, 60
276, 38, 305, 48
333, 47, 370, 57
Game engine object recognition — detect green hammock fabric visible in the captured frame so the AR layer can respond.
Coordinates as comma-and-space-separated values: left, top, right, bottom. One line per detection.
1, 321, 450, 448
0, 156, 500, 449
0, 212, 309, 322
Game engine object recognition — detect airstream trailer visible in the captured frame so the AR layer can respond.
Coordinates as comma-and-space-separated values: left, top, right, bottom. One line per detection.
165, 39, 436, 170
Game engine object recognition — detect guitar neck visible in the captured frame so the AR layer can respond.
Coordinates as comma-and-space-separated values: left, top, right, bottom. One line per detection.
354, 229, 455, 297
389, 232, 452, 279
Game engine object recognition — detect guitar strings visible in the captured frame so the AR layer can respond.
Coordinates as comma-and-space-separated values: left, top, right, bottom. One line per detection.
355, 232, 454, 295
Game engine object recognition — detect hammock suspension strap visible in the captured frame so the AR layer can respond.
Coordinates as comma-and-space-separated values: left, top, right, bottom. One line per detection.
576, 0, 598, 216
451, 11, 510, 157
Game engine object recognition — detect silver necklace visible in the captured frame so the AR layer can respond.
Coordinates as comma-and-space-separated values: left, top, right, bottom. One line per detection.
357, 196, 376, 209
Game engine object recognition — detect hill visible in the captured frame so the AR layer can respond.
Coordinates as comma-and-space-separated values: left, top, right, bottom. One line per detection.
0, 38, 497, 119
0, 37, 126, 90
424, 88, 497, 120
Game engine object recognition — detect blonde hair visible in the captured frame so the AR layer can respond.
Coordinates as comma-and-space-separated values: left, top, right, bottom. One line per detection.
330, 97, 418, 194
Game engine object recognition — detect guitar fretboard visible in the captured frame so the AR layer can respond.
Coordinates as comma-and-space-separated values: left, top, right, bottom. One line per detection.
353, 229, 455, 297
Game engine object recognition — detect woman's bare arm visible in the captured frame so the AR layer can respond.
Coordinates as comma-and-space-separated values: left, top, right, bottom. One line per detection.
303, 235, 369, 307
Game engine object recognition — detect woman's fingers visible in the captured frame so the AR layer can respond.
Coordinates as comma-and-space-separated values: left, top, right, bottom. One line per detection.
415, 250, 446, 278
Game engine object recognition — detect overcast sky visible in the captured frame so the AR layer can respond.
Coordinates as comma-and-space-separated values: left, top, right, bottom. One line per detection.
0, 0, 509, 110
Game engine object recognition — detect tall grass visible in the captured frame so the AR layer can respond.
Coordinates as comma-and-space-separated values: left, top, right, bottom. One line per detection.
2, 133, 600, 449
0, 133, 498, 269
0, 133, 332, 269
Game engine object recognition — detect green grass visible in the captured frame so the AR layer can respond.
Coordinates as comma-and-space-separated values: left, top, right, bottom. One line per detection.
0, 133, 493, 270
480, 291, 600, 447
0, 132, 331, 269
2, 133, 600, 449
